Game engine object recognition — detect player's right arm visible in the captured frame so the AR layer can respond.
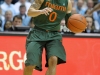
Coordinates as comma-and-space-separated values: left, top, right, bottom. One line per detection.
87, 3, 100, 15
27, 0, 53, 17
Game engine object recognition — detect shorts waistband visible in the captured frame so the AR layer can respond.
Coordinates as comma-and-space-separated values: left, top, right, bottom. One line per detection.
34, 26, 60, 32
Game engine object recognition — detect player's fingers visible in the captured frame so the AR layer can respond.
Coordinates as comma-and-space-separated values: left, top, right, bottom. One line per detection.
45, 7, 53, 12
45, 9, 50, 15
41, 7, 53, 16
43, 9, 49, 16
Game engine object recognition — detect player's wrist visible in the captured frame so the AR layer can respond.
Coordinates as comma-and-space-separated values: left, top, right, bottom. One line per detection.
36, 10, 43, 15
39, 10, 44, 14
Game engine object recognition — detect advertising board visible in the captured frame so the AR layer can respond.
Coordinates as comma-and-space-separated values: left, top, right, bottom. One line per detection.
0, 36, 100, 75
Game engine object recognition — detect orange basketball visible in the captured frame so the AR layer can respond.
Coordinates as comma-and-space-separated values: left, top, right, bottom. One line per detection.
67, 14, 87, 33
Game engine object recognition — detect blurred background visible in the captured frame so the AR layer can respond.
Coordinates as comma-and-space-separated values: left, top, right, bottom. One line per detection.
0, 0, 100, 34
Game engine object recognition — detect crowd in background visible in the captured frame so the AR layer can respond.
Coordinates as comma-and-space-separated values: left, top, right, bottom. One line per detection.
0, 0, 100, 34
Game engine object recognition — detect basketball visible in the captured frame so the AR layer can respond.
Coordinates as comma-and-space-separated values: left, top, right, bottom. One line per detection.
67, 14, 87, 33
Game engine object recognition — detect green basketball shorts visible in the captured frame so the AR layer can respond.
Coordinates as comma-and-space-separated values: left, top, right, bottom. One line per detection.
25, 28, 66, 71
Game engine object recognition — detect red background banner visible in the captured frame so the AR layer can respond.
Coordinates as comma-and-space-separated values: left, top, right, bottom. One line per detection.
0, 36, 100, 75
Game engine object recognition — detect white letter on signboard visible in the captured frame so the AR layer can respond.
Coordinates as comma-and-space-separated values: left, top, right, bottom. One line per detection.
9, 51, 23, 70
0, 51, 10, 70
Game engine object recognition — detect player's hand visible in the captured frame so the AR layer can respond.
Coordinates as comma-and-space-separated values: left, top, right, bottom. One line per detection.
40, 7, 53, 16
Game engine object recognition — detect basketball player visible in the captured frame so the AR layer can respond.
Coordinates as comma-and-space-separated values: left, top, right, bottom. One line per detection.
23, 0, 72, 75
87, 3, 100, 15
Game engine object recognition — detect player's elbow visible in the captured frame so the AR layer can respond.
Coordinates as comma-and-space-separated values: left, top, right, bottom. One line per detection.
27, 10, 32, 17
27, 12, 30, 16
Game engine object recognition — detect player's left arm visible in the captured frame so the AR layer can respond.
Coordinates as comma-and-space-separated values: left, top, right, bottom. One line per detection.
65, 0, 72, 25
87, 3, 100, 15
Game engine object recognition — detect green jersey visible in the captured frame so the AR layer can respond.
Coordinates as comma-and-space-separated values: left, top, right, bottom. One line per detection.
33, 0, 68, 31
